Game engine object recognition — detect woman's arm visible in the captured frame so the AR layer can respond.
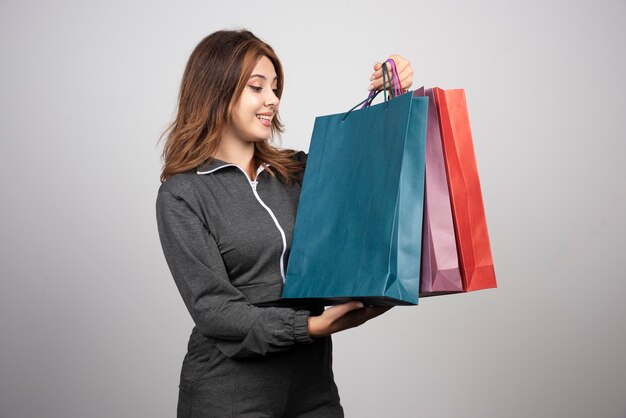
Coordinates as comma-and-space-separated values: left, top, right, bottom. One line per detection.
156, 188, 312, 359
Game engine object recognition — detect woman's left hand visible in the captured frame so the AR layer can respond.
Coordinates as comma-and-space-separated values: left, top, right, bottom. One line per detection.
369, 54, 414, 95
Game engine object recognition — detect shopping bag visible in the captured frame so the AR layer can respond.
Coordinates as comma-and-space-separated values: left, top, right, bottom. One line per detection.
433, 88, 497, 291
413, 87, 463, 295
281, 90, 428, 306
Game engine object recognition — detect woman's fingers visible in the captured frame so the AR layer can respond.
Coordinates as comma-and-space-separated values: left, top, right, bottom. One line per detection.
323, 301, 365, 320
328, 304, 391, 332
364, 306, 393, 320
309, 301, 393, 337
369, 55, 414, 92
369, 61, 395, 90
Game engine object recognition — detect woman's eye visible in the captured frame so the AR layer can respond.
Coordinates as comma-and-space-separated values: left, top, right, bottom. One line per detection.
249, 86, 263, 92
272, 89, 279, 95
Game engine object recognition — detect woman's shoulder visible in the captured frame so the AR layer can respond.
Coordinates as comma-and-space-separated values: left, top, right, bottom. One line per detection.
286, 150, 308, 185
291, 150, 308, 164
157, 170, 201, 199
156, 171, 212, 222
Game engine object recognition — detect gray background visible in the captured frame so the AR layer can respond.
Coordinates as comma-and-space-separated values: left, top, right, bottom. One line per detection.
1, 0, 625, 417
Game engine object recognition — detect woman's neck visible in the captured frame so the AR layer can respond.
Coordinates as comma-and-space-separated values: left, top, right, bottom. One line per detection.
214, 134, 257, 180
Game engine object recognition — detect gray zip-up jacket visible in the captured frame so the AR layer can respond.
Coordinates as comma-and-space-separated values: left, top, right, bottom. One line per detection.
156, 151, 316, 359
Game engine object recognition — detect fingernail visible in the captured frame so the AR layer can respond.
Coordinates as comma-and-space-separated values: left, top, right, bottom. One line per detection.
368, 83, 374, 90
356, 302, 364, 308
369, 74, 375, 81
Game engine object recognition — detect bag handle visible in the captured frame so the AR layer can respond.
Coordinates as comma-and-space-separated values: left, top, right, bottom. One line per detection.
360, 59, 393, 109
364, 61, 392, 107
342, 63, 392, 122
386, 58, 403, 97
360, 58, 403, 109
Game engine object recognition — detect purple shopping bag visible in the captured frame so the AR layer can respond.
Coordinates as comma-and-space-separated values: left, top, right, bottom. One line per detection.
415, 88, 463, 295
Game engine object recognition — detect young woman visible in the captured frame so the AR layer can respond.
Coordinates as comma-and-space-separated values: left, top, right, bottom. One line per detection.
156, 29, 413, 417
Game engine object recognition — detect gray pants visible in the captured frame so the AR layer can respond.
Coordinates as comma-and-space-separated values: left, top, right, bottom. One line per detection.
177, 335, 343, 417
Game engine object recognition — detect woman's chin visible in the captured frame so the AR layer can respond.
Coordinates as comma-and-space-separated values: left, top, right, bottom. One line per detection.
250, 132, 271, 142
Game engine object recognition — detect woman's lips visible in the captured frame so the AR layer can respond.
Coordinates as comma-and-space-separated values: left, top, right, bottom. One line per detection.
256, 114, 272, 127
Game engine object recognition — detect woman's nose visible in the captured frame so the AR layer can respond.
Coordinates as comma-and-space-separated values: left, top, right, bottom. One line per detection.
265, 90, 279, 107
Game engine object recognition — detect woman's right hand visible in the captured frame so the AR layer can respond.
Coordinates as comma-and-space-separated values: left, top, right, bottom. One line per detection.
307, 301, 392, 338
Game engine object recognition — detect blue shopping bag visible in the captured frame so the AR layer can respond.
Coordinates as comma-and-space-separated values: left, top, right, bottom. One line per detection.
281, 90, 428, 306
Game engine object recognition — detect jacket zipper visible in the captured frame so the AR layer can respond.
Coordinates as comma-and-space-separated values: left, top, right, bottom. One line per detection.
198, 163, 288, 282
249, 177, 288, 283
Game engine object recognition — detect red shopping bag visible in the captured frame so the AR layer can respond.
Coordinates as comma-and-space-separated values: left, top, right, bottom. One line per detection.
433, 88, 497, 292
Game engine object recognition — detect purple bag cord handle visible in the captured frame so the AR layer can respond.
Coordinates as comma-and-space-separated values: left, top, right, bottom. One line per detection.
360, 58, 404, 109
387, 59, 404, 97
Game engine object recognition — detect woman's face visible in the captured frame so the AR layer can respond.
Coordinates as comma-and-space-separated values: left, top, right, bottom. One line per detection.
227, 56, 280, 143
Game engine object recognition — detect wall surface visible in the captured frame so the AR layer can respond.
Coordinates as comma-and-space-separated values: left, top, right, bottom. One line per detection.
1, 1, 625, 417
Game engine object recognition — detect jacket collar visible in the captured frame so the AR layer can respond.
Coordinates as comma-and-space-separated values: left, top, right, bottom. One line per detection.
196, 157, 270, 176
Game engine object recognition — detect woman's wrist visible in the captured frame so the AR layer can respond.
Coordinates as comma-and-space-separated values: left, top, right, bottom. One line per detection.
307, 316, 320, 338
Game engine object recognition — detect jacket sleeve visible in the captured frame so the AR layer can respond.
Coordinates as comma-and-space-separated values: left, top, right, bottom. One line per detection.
156, 188, 313, 359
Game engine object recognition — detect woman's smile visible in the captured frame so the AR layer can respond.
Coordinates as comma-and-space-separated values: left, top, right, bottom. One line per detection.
256, 112, 273, 127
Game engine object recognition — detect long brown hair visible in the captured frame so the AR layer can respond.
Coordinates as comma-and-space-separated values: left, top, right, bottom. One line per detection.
159, 29, 304, 184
